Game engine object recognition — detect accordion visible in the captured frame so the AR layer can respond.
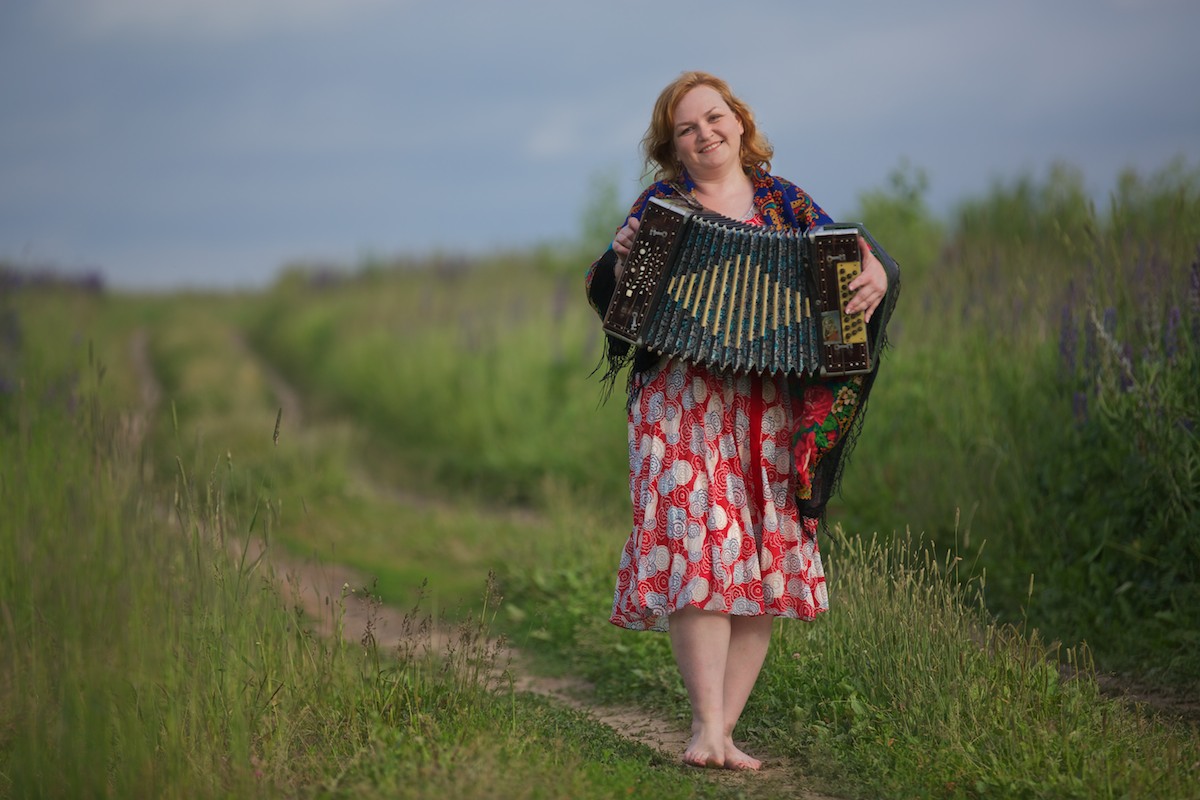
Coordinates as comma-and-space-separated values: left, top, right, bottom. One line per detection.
602, 196, 894, 378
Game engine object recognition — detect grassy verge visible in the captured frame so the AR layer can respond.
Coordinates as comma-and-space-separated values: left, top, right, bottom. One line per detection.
0, 287, 748, 799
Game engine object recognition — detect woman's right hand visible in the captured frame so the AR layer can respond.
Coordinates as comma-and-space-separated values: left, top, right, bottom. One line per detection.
612, 216, 640, 281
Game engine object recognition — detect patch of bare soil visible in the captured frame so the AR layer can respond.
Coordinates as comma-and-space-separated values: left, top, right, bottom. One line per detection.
1094, 672, 1200, 726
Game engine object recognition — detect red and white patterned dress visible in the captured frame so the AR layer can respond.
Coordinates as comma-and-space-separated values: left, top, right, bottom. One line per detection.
609, 357, 830, 631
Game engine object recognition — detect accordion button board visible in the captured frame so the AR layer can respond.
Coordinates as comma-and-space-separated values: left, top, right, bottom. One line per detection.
602, 196, 877, 378
602, 197, 690, 345
808, 227, 872, 376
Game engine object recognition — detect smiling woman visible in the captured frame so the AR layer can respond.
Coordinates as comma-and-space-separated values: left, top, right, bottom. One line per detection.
584, 70, 899, 774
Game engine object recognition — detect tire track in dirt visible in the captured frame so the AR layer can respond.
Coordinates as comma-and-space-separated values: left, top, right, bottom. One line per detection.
130, 326, 842, 798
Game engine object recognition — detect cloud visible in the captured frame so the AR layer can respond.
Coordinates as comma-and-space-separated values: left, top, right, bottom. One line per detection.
39, 0, 400, 42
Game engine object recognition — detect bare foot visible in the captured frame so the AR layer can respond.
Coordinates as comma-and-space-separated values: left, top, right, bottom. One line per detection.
682, 730, 725, 769
723, 740, 762, 771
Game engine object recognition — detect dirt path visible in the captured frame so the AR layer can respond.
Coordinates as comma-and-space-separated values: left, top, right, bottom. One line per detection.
130, 327, 842, 796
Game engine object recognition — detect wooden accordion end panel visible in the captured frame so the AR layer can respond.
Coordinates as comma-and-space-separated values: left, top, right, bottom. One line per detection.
601, 197, 690, 346
808, 226, 872, 377
603, 197, 887, 378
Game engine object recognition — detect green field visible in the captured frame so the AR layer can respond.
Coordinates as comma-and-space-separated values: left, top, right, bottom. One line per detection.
2, 160, 1198, 798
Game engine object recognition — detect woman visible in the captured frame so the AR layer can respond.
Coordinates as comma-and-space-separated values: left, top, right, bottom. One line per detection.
585, 71, 895, 771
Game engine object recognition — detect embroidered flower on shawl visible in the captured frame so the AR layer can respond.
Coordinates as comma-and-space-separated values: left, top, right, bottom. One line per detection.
799, 385, 835, 429
832, 382, 861, 415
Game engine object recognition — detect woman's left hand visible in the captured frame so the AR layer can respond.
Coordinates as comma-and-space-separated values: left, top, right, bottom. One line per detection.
845, 236, 889, 323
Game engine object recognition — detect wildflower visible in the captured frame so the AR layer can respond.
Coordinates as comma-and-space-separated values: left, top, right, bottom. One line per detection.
1163, 306, 1181, 362
1058, 303, 1077, 373
1190, 260, 1199, 314
1073, 391, 1089, 423
1190, 260, 1200, 341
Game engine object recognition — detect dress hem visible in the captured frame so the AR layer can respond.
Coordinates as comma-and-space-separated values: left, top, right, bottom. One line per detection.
609, 601, 828, 633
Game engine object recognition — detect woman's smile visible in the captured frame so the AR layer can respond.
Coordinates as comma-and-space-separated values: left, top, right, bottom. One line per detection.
672, 84, 744, 178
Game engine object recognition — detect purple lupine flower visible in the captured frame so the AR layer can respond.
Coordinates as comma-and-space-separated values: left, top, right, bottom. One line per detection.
1190, 260, 1200, 341
1073, 391, 1089, 423
1164, 305, 1181, 362
1083, 309, 1099, 376
1058, 304, 1077, 373
1120, 342, 1135, 392
1189, 258, 1199, 312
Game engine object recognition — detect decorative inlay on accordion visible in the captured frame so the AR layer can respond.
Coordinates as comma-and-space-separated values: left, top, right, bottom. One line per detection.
603, 196, 892, 377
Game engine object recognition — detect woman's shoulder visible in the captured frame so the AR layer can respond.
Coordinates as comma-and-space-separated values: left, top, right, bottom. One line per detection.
753, 168, 833, 228
755, 169, 806, 197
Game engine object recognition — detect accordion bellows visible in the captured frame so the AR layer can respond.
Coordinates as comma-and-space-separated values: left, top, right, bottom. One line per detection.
603, 197, 889, 378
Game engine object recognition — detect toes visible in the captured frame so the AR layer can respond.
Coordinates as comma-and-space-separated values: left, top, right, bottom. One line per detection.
722, 744, 762, 771
682, 753, 724, 769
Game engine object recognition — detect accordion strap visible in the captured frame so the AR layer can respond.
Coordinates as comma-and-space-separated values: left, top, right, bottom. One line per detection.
665, 180, 705, 212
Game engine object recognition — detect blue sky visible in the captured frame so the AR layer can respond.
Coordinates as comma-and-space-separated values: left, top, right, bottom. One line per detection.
2, 0, 1198, 290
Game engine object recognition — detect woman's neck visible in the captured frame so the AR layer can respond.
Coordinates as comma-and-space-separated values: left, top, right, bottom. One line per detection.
688, 168, 755, 218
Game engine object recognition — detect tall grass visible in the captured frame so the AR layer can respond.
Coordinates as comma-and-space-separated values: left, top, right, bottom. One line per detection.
840, 158, 1200, 681
0, 288, 746, 799
766, 529, 1198, 799
0, 325, 284, 797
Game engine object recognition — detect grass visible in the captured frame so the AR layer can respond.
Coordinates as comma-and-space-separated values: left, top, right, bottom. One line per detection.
0, 287, 750, 799
3, 158, 1199, 798
768, 530, 1198, 798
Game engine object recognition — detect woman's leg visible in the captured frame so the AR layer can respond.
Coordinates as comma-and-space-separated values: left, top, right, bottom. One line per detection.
669, 606, 731, 767
669, 607, 773, 769
721, 614, 774, 769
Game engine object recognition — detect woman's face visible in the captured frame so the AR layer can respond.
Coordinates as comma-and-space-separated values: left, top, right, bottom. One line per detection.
671, 84, 744, 179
